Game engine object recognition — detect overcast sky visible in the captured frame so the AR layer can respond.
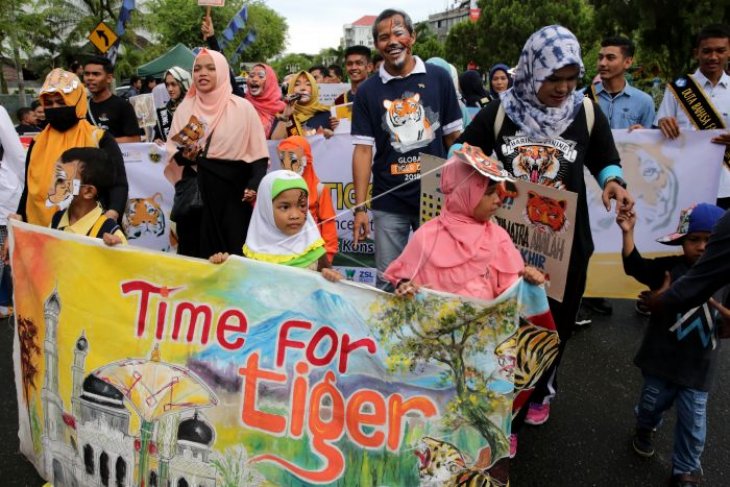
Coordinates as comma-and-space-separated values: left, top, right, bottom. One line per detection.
265, 1, 458, 54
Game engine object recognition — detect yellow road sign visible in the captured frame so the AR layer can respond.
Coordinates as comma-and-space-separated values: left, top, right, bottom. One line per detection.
88, 22, 118, 54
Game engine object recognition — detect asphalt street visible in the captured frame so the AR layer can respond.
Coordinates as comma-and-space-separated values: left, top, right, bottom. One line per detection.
1, 300, 729, 486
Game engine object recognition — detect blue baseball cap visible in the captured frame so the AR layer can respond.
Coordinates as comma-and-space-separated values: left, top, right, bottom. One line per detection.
657, 203, 725, 245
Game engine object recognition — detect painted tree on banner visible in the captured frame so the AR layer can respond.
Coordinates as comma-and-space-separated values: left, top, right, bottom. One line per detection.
371, 294, 517, 460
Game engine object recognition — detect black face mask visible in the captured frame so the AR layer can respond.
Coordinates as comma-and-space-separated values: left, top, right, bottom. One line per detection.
45, 106, 79, 132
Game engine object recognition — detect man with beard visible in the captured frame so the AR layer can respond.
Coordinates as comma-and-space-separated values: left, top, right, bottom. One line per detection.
351, 8, 463, 290
656, 24, 730, 210
334, 45, 373, 105
84, 56, 141, 143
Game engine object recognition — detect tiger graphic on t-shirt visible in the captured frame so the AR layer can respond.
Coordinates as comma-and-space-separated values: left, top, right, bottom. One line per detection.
382, 92, 437, 153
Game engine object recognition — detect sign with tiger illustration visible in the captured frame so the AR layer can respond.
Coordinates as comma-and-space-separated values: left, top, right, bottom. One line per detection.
493, 179, 577, 302
120, 143, 176, 253
418, 151, 577, 302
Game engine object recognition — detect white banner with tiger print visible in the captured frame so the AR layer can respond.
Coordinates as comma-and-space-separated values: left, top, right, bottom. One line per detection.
584, 129, 725, 299
120, 131, 725, 299
120, 143, 176, 253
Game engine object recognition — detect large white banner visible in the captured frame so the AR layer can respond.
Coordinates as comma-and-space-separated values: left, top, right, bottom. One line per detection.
584, 129, 725, 298
120, 130, 726, 296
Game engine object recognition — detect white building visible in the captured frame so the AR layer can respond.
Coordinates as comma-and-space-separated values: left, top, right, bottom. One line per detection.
427, 1, 470, 42
40, 288, 218, 487
342, 15, 377, 49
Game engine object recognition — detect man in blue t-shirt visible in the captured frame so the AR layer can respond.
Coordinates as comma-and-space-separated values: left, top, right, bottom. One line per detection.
351, 8, 463, 290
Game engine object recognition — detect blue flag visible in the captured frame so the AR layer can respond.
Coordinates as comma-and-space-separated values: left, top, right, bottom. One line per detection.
107, 0, 136, 65
230, 30, 257, 65
219, 6, 248, 51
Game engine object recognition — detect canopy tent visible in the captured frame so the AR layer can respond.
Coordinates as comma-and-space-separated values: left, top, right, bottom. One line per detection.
137, 43, 195, 78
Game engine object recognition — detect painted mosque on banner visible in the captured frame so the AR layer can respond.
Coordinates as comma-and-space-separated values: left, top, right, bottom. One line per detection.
39, 289, 220, 487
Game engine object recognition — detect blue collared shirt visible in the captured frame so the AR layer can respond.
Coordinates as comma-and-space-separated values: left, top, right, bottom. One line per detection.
594, 81, 656, 129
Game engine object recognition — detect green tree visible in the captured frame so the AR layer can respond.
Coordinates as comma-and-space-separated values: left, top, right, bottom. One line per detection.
590, 0, 730, 78
475, 0, 597, 71
371, 293, 517, 460
412, 22, 445, 63
148, 0, 287, 64
312, 46, 345, 69
445, 21, 481, 71
270, 53, 314, 80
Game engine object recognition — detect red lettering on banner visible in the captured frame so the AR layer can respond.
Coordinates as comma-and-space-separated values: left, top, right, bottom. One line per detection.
238, 354, 287, 434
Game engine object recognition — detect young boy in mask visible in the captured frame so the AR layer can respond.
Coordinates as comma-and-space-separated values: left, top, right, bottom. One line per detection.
49, 147, 126, 244
277, 136, 338, 263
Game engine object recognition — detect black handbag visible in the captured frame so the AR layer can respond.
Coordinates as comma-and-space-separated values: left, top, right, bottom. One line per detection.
170, 134, 212, 221
170, 175, 203, 221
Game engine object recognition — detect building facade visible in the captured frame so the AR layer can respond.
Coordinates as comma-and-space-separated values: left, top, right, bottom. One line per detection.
342, 15, 376, 49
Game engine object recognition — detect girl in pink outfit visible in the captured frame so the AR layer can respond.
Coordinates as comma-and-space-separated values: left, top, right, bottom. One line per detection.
384, 152, 544, 299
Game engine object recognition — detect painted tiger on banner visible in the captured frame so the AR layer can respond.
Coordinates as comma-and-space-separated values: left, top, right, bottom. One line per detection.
124, 193, 166, 239
383, 93, 434, 149
494, 320, 560, 391
415, 437, 508, 487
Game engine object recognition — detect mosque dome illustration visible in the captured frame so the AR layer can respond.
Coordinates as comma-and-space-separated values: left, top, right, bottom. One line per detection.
177, 412, 214, 446
81, 374, 125, 409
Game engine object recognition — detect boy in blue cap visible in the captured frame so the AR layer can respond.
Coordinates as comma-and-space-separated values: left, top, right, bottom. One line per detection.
617, 203, 727, 487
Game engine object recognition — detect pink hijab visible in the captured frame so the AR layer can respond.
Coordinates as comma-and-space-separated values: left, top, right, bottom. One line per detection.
165, 49, 268, 183
245, 64, 286, 136
385, 158, 524, 299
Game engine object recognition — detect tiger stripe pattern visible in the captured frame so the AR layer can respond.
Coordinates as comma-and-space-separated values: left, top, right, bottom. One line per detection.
494, 320, 560, 391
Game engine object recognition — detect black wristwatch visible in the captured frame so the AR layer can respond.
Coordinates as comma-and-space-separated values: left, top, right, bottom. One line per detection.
605, 176, 627, 189
352, 205, 367, 215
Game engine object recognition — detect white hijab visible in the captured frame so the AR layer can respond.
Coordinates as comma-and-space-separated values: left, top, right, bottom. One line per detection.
243, 170, 324, 266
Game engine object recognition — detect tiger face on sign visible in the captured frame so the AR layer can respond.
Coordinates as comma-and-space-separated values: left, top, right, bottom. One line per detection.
526, 191, 568, 232
124, 193, 166, 239
383, 92, 435, 151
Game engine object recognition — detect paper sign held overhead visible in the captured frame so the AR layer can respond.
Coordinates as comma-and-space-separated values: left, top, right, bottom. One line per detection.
87, 22, 118, 54
198, 0, 225, 6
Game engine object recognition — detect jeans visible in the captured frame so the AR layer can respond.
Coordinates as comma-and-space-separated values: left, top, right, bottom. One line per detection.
636, 373, 708, 475
371, 209, 420, 291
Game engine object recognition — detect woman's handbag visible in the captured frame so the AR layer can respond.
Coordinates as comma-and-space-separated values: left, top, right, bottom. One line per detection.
170, 133, 213, 221
170, 175, 203, 221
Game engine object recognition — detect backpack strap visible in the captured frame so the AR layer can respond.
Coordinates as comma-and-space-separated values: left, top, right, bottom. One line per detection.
88, 215, 121, 239
583, 96, 595, 137
493, 102, 506, 140
50, 210, 66, 229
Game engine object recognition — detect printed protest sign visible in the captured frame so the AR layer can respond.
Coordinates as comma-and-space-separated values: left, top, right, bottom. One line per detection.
129, 94, 157, 128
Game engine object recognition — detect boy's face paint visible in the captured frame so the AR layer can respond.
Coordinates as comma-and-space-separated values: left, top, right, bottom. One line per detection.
273, 188, 309, 236
279, 149, 306, 175
47, 160, 80, 209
